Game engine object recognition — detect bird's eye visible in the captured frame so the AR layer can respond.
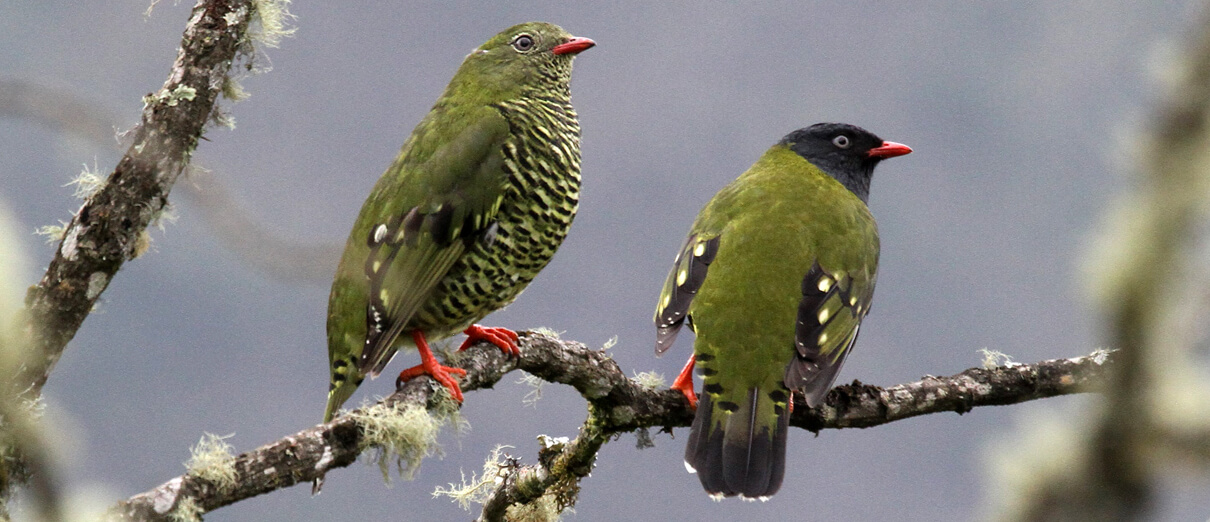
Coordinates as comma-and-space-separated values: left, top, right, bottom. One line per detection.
512, 34, 535, 52
832, 135, 851, 149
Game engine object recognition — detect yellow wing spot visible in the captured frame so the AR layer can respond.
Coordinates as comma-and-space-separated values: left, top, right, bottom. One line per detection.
819, 332, 829, 344
818, 308, 831, 324
661, 294, 671, 309
849, 296, 858, 306
676, 269, 688, 286
372, 260, 382, 273
379, 289, 390, 306
817, 276, 833, 293
693, 242, 706, 256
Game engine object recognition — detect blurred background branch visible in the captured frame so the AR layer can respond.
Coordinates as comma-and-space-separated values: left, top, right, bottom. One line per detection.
0, 78, 341, 286
1004, 6, 1210, 521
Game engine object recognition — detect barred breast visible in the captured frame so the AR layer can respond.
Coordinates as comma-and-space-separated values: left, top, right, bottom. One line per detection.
410, 92, 581, 335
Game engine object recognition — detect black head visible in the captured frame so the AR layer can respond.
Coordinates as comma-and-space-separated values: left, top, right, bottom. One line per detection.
779, 123, 911, 203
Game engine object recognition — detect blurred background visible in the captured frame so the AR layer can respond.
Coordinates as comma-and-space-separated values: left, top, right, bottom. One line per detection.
2, 1, 1207, 520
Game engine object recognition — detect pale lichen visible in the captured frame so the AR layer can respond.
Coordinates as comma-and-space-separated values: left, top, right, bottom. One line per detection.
248, 0, 296, 49
432, 444, 514, 510
184, 433, 238, 493
34, 222, 68, 244
979, 348, 1015, 370
630, 370, 665, 390
167, 496, 202, 522
85, 272, 109, 300
531, 326, 563, 339
517, 372, 545, 408
67, 160, 106, 200
349, 389, 467, 483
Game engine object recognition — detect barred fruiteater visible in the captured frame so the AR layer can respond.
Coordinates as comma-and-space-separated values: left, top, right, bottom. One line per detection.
324, 22, 594, 422
654, 123, 911, 499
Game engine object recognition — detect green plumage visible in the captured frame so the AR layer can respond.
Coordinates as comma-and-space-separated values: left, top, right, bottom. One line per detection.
655, 123, 910, 498
324, 22, 592, 422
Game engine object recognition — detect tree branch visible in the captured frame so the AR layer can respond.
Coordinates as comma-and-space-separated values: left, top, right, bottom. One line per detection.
108, 331, 1113, 521
17, 0, 260, 399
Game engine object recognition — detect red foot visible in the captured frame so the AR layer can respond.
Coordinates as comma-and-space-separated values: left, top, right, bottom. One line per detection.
397, 330, 468, 402
671, 354, 698, 409
457, 324, 521, 357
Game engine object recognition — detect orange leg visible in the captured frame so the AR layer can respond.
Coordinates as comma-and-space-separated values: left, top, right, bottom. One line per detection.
671, 354, 698, 409
396, 330, 468, 402
457, 324, 521, 357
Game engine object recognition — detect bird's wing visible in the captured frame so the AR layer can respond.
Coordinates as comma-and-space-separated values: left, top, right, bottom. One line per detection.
654, 233, 720, 354
786, 262, 877, 407
358, 107, 511, 376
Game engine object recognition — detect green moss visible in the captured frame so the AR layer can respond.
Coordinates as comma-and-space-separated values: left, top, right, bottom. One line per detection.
505, 493, 567, 522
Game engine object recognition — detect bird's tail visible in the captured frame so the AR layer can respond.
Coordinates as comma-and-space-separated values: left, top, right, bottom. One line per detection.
324, 355, 363, 423
684, 387, 789, 499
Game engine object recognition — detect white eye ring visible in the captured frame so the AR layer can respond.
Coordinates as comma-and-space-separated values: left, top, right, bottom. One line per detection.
832, 135, 850, 149
512, 34, 535, 52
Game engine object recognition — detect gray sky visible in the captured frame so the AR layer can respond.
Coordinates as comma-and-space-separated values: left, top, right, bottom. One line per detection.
2, 1, 1207, 520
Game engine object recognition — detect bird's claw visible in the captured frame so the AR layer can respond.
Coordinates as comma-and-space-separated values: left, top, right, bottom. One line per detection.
458, 324, 521, 357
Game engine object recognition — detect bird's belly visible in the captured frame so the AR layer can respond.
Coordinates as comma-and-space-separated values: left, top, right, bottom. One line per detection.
410, 200, 575, 336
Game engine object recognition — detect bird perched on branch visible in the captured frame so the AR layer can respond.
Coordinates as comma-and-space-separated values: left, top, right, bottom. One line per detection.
323, 22, 594, 423
654, 123, 911, 499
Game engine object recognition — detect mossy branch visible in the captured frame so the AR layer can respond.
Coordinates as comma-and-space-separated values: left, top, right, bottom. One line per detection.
17, 0, 265, 400
108, 331, 1114, 521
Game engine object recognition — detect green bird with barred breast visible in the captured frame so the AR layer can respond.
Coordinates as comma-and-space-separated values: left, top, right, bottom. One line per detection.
324, 22, 594, 423
654, 123, 911, 499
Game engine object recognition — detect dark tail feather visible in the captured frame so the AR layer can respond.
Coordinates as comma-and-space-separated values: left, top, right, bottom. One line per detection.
684, 389, 788, 498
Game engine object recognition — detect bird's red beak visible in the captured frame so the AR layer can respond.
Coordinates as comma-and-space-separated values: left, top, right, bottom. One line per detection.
867, 141, 912, 159
553, 37, 596, 55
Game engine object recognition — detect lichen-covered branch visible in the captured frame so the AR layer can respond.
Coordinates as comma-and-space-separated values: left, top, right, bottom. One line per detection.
17, 0, 262, 399
109, 331, 1113, 521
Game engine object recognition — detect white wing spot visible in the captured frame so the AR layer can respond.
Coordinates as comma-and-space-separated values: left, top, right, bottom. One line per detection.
817, 276, 833, 293
693, 242, 706, 256
849, 296, 858, 306
372, 224, 388, 244
818, 308, 830, 324
372, 260, 382, 273
819, 332, 829, 344
676, 269, 688, 286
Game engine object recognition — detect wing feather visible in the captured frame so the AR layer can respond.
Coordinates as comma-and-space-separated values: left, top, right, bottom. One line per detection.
355, 108, 511, 375
785, 262, 875, 407
654, 234, 720, 354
